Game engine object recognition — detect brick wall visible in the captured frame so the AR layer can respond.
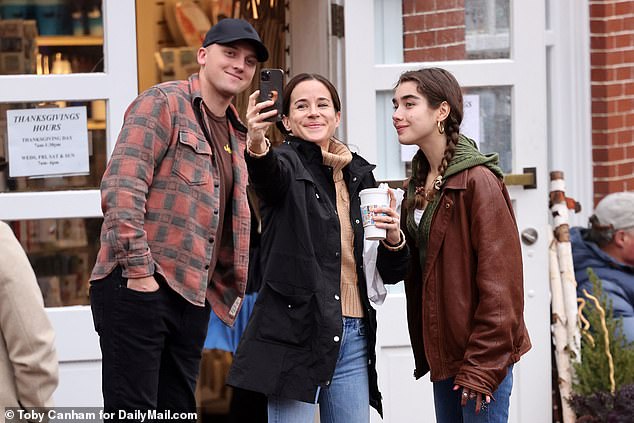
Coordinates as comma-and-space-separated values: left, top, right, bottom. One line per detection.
401, 2, 633, 199
589, 0, 634, 201
402, 0, 466, 62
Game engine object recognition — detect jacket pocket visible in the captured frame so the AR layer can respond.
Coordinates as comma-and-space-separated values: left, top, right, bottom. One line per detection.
172, 130, 212, 185
258, 281, 315, 348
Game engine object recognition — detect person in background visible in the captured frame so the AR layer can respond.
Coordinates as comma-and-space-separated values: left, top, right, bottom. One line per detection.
199, 188, 267, 422
0, 221, 58, 422
227, 73, 409, 422
88, 18, 268, 415
571, 191, 634, 343
390, 68, 531, 422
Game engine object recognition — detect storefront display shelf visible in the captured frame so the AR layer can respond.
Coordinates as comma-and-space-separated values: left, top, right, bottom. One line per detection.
36, 35, 103, 47
87, 120, 106, 130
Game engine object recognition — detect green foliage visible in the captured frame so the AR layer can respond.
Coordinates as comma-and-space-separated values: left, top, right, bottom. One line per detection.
570, 268, 634, 419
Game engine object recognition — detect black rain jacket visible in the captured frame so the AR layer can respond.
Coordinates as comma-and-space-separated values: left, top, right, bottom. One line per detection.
227, 137, 409, 416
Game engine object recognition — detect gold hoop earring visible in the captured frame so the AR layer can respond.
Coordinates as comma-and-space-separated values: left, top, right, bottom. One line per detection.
437, 121, 445, 134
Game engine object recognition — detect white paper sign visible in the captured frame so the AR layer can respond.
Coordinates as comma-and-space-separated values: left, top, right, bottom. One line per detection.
7, 106, 89, 177
400, 94, 481, 162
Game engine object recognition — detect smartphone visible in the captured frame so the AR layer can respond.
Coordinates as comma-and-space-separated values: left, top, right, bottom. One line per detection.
258, 68, 284, 122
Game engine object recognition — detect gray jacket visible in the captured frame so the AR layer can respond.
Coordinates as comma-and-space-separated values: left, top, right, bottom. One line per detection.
0, 221, 58, 420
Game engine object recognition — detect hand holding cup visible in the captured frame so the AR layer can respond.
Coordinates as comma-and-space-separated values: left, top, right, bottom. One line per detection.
359, 188, 400, 242
372, 189, 401, 245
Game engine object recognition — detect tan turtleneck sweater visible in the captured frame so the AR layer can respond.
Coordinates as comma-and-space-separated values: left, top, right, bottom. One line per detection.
322, 139, 364, 318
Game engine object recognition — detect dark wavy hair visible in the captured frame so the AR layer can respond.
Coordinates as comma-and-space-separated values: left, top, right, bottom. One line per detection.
276, 73, 342, 135
585, 214, 617, 247
396, 68, 463, 208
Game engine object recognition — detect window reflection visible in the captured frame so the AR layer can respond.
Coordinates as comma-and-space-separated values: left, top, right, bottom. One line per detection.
463, 86, 512, 172
465, 0, 511, 59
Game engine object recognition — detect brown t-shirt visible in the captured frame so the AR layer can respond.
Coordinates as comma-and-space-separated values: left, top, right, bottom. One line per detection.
203, 107, 234, 281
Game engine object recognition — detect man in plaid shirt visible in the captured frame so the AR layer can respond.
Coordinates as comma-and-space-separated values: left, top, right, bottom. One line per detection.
88, 19, 268, 416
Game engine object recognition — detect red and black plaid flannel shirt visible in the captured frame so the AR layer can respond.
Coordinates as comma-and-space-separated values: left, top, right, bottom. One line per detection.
90, 74, 250, 325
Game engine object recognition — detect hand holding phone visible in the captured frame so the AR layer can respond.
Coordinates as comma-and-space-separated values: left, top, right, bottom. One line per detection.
258, 68, 284, 122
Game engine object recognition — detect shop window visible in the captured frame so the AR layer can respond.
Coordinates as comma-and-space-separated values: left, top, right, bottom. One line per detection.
462, 86, 512, 172
0, 0, 104, 76
465, 0, 510, 59
136, 0, 287, 142
0, 99, 107, 192
373, 86, 512, 181
376, 0, 511, 64
9, 217, 102, 307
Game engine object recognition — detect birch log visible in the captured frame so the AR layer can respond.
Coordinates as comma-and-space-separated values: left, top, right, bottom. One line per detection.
549, 171, 581, 362
549, 230, 576, 423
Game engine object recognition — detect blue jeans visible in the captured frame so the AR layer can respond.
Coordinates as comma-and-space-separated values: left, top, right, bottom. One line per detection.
267, 317, 370, 423
433, 364, 514, 423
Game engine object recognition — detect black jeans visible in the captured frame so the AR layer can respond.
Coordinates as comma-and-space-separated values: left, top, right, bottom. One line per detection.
90, 267, 210, 420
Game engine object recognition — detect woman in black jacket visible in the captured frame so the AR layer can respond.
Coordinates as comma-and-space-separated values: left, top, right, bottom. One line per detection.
227, 73, 409, 422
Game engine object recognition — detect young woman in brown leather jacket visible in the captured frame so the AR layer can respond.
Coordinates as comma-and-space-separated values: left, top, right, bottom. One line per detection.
391, 68, 531, 422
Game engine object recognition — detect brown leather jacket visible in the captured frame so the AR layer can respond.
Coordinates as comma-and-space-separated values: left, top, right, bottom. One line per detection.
402, 165, 531, 397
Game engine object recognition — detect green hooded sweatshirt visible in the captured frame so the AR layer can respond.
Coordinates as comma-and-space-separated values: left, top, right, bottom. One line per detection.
406, 134, 504, 267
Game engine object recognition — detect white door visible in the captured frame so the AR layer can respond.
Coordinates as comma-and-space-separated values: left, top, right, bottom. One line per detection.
343, 1, 551, 421
0, 0, 138, 405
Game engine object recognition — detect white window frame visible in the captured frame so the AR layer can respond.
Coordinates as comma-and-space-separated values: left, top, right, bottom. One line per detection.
0, 0, 138, 221
344, 1, 554, 422
546, 0, 593, 223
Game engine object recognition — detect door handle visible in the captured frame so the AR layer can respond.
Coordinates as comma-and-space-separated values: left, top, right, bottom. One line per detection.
521, 228, 538, 245
504, 167, 537, 189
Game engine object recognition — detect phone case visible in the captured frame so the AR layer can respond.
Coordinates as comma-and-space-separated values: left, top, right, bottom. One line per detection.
259, 68, 284, 122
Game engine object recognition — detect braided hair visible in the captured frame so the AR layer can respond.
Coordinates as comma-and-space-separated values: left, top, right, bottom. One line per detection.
397, 68, 463, 209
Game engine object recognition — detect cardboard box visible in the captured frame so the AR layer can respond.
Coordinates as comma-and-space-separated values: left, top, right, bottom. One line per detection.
0, 19, 26, 41
158, 47, 199, 82
0, 19, 38, 74
196, 349, 233, 415
0, 52, 25, 74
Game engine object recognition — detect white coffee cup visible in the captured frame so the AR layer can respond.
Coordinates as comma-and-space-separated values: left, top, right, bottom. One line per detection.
359, 187, 389, 240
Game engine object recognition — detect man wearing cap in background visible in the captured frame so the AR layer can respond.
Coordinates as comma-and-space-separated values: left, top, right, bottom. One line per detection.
571, 192, 634, 343
88, 18, 268, 416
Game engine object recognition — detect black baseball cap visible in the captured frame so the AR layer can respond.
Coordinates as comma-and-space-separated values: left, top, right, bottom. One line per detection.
202, 18, 269, 62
